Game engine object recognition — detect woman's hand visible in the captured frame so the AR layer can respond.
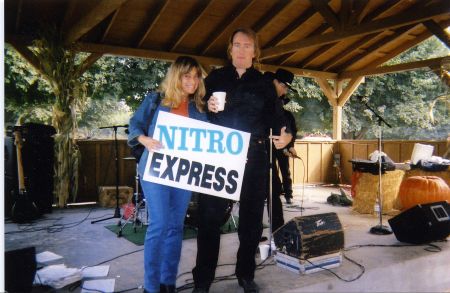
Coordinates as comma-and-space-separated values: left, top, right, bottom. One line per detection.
138, 135, 163, 152
271, 127, 293, 149
207, 95, 219, 113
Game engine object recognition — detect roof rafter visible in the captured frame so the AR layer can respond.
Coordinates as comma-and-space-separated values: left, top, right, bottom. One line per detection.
263, 4, 320, 49
169, 0, 215, 52
252, 1, 291, 34
339, 56, 450, 79
310, 0, 340, 31
64, 0, 127, 45
136, 0, 171, 48
74, 42, 337, 80
261, 1, 449, 59
200, 0, 256, 55
423, 20, 450, 48
335, 23, 417, 72
100, 7, 121, 42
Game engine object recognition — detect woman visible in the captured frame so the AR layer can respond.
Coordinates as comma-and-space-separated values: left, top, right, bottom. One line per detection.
128, 56, 207, 293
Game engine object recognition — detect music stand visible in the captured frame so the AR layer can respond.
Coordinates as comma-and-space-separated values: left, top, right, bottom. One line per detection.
91, 125, 128, 225
359, 98, 393, 235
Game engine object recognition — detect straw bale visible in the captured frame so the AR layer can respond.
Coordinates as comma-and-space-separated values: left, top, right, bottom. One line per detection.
352, 170, 405, 215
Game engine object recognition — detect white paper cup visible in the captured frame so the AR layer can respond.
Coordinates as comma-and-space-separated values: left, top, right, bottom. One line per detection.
213, 91, 226, 111
259, 244, 270, 260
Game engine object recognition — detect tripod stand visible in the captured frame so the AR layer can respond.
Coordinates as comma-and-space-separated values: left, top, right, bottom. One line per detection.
92, 125, 128, 225
358, 97, 393, 235
117, 162, 146, 236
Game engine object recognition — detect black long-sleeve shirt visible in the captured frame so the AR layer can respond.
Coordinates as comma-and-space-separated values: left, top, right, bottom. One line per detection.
204, 65, 290, 139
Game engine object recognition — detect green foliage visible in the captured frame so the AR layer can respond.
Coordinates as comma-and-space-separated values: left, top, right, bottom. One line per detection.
83, 56, 169, 109
287, 77, 333, 137
344, 37, 449, 140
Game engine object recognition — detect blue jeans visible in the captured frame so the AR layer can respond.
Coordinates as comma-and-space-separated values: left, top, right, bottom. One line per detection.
140, 180, 191, 292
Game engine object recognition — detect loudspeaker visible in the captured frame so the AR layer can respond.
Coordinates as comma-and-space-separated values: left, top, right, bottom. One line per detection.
388, 201, 450, 244
5, 247, 37, 293
4, 123, 56, 216
4, 136, 17, 217
273, 212, 344, 259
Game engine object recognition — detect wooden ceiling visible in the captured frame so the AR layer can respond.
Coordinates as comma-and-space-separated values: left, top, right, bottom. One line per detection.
5, 0, 450, 80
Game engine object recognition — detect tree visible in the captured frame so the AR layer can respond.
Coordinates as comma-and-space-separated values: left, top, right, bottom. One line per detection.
343, 37, 449, 140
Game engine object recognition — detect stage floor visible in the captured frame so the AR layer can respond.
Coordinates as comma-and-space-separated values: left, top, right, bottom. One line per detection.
4, 186, 450, 292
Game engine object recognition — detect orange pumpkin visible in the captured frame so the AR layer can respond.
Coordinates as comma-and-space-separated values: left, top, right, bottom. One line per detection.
398, 176, 450, 210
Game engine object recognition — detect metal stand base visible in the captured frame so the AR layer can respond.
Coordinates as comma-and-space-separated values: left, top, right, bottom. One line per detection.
370, 224, 392, 235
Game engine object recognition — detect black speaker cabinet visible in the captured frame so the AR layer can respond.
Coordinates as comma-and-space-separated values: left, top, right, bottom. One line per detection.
273, 212, 344, 259
388, 201, 450, 244
5, 247, 37, 293
4, 123, 56, 217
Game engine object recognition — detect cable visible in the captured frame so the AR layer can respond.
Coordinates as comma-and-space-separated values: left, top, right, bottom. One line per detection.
5, 208, 97, 234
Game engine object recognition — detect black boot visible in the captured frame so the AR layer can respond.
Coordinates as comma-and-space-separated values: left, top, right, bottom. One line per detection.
160, 284, 176, 293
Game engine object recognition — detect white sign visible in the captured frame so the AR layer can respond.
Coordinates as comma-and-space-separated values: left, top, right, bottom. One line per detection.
143, 111, 250, 201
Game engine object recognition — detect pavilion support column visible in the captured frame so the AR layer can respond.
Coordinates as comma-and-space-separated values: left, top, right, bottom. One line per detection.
333, 106, 343, 140
314, 76, 364, 140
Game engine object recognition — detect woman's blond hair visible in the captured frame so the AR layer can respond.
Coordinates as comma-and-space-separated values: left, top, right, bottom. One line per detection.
159, 56, 206, 112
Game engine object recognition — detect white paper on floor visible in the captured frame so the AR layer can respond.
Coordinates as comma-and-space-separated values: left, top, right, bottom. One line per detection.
81, 279, 115, 293
34, 264, 82, 289
35, 251, 64, 264
81, 265, 110, 278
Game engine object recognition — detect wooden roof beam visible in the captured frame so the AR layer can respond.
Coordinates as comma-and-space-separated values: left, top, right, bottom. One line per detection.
263, 4, 320, 49
77, 53, 103, 77
280, 23, 330, 65
423, 20, 450, 48
335, 23, 416, 72
100, 8, 121, 42
310, 0, 340, 31
321, 33, 378, 70
75, 42, 337, 80
200, 0, 256, 55
261, 1, 450, 59
339, 56, 450, 79
169, 0, 214, 52
337, 76, 365, 106
136, 0, 171, 48
64, 0, 127, 45
343, 18, 450, 76
252, 1, 291, 34
9, 42, 44, 77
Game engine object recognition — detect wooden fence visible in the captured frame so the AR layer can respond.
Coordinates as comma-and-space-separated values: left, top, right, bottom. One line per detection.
75, 139, 448, 203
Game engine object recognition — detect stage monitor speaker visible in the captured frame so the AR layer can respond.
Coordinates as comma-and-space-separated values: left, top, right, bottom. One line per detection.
388, 201, 450, 244
273, 212, 344, 260
5, 246, 37, 293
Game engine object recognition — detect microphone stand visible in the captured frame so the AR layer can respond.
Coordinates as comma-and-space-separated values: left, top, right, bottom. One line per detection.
359, 100, 393, 235
92, 125, 128, 225
268, 129, 273, 256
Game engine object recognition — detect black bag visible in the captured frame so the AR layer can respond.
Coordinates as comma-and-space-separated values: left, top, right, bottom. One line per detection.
129, 94, 161, 161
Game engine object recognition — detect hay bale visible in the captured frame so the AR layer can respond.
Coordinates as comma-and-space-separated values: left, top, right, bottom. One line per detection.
352, 170, 405, 215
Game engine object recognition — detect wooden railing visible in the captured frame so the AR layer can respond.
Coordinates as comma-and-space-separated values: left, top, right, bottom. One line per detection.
75, 139, 448, 202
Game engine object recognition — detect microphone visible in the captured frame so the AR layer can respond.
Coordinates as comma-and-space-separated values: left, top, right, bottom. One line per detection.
99, 124, 129, 129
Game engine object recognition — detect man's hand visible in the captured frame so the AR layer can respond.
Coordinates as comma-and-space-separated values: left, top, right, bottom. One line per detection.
207, 95, 219, 113
271, 127, 292, 149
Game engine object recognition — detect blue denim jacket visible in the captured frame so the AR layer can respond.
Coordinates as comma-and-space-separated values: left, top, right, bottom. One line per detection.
128, 92, 208, 175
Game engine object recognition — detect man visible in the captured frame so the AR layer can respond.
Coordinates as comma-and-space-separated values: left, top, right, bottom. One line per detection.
265, 69, 298, 205
192, 28, 292, 293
